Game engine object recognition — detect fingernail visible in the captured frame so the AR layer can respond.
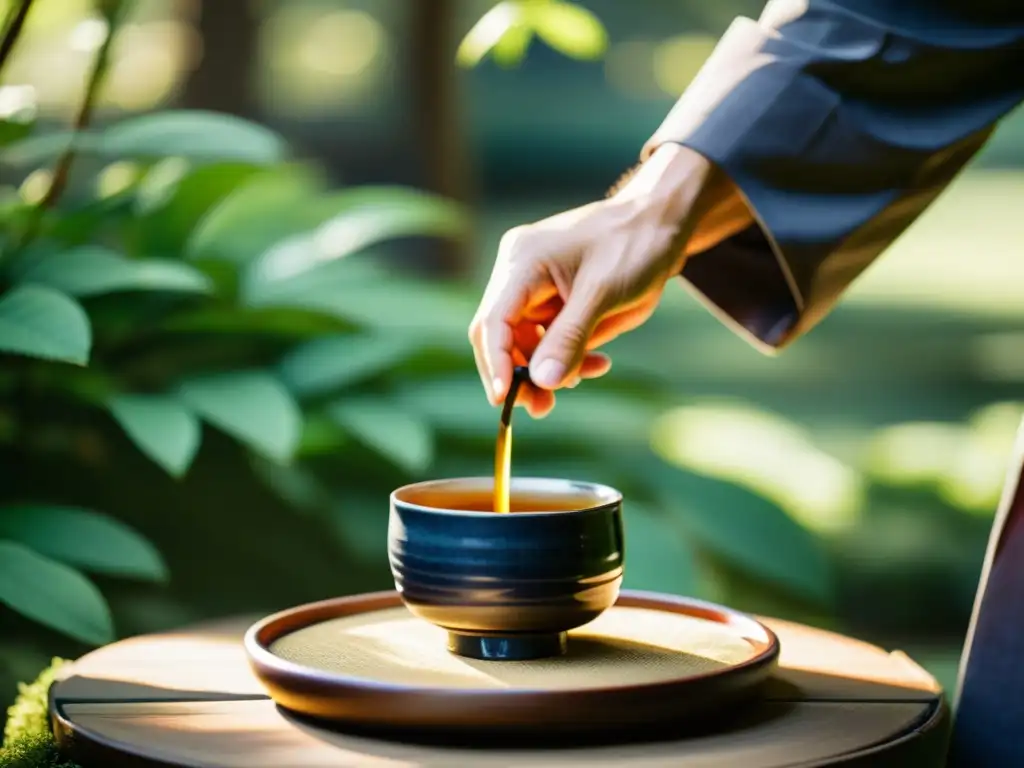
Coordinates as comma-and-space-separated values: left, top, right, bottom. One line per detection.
531, 358, 565, 389
492, 377, 505, 400
568, 377, 582, 389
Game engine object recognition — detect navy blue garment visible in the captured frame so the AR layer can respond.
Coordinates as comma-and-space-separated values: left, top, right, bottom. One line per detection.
645, 0, 1024, 352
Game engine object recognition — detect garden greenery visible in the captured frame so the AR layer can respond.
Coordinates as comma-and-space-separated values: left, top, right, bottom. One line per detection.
0, 1, 835, 763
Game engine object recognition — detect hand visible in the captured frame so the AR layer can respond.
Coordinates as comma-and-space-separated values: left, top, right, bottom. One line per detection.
469, 143, 750, 417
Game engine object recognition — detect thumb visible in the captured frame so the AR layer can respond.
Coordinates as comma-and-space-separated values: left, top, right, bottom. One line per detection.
529, 281, 606, 390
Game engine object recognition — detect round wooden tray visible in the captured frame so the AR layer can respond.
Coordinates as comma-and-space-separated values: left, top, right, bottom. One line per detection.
49, 592, 949, 767
243, 590, 779, 734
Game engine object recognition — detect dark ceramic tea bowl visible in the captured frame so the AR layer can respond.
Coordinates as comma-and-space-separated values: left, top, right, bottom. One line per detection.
388, 477, 624, 661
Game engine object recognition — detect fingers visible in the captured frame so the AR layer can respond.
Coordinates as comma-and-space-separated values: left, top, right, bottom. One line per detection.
528, 278, 606, 390
515, 351, 610, 418
480, 280, 631, 409
587, 300, 656, 351
507, 294, 618, 406
522, 386, 556, 419
469, 232, 542, 406
579, 351, 612, 380
470, 320, 512, 407
471, 218, 628, 411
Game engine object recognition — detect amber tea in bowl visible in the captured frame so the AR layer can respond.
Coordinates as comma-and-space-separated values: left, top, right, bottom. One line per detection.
387, 477, 624, 661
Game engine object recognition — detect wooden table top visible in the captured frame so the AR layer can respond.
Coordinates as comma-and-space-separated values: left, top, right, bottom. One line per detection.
49, 604, 950, 767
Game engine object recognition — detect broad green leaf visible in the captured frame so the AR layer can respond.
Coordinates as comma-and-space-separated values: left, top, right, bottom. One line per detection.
297, 412, 348, 455
134, 156, 192, 214
0, 87, 37, 146
0, 541, 113, 645
136, 162, 268, 255
1, 113, 285, 169
643, 460, 832, 605
456, 2, 526, 67
241, 187, 466, 302
0, 506, 167, 582
277, 334, 414, 397
621, 504, 698, 596
186, 166, 325, 264
0, 285, 91, 365
16, 245, 212, 298
100, 110, 287, 164
247, 260, 475, 349
531, 1, 608, 59
0, 117, 33, 147
162, 306, 352, 338
108, 394, 202, 477
491, 22, 533, 67
177, 371, 301, 463
0, 131, 88, 167
0, 197, 30, 256
328, 398, 433, 475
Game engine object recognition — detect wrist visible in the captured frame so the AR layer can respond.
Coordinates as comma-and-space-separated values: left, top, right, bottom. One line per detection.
627, 142, 754, 257
613, 143, 714, 227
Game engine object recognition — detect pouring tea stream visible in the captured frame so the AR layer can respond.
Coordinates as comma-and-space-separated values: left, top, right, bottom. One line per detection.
493, 365, 530, 514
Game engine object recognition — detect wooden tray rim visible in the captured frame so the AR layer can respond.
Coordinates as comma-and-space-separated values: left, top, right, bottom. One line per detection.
244, 588, 781, 700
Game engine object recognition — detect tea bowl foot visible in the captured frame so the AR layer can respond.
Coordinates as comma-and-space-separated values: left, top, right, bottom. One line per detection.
447, 630, 568, 661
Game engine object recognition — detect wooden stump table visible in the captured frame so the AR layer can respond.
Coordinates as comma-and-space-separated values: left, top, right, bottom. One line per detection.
48, 601, 949, 767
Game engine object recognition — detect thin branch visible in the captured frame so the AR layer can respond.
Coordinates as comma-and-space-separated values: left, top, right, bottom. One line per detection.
7, 0, 130, 258
38, 5, 123, 209
0, 0, 36, 79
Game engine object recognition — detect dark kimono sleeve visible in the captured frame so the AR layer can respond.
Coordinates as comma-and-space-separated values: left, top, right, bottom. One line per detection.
643, 0, 1024, 352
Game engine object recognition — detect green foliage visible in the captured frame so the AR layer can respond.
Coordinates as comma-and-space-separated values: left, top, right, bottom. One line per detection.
457, 2, 531, 67
277, 334, 413, 397
0, 0, 837, 673
0, 105, 467, 643
3, 659, 67, 746
457, 0, 608, 68
0, 287, 90, 365
107, 394, 201, 477
644, 463, 833, 605
0, 732, 76, 768
530, 1, 607, 60
621, 504, 698, 595
241, 186, 467, 303
0, 542, 113, 645
2, 110, 286, 170
1, 658, 80, 768
328, 397, 434, 475
100, 110, 287, 165
184, 165, 326, 265
177, 372, 302, 464
0, 507, 166, 583
15, 245, 212, 298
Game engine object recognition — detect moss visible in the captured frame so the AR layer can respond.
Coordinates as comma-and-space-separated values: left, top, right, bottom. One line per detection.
0, 732, 79, 768
1, 659, 80, 768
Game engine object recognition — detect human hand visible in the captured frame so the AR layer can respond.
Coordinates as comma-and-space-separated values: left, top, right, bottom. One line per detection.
469, 143, 749, 417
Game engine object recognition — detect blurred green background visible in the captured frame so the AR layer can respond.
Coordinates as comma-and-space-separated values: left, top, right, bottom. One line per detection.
2, 0, 1024, 732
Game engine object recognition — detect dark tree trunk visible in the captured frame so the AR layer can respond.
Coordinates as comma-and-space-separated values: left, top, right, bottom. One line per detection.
178, 0, 260, 120
407, 0, 475, 278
